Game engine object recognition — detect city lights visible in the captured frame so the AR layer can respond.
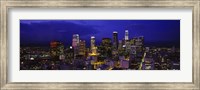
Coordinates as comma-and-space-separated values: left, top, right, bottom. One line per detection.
20, 20, 180, 70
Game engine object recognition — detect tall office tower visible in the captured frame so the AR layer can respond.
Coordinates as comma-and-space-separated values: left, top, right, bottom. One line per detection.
72, 34, 79, 48
50, 41, 60, 48
50, 41, 64, 60
89, 36, 99, 66
113, 31, 118, 49
79, 40, 86, 56
72, 34, 79, 59
125, 40, 131, 52
102, 38, 112, 47
91, 36, 95, 50
101, 38, 112, 57
65, 46, 74, 63
118, 40, 123, 50
125, 30, 129, 41
50, 41, 59, 58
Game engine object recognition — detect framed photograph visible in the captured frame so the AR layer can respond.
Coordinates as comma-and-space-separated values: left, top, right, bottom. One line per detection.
1, 0, 199, 90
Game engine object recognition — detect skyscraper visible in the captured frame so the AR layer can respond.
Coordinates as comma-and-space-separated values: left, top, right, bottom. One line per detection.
101, 38, 112, 57
50, 41, 64, 60
91, 36, 95, 50
113, 31, 118, 49
125, 30, 130, 51
72, 34, 79, 48
102, 38, 112, 47
72, 34, 79, 59
118, 40, 123, 50
79, 40, 86, 57
125, 30, 129, 41
89, 36, 99, 66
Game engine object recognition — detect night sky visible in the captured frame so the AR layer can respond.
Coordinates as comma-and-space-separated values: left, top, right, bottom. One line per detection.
20, 20, 180, 47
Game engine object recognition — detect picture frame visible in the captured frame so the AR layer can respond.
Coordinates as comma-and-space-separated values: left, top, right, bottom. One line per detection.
0, 0, 199, 90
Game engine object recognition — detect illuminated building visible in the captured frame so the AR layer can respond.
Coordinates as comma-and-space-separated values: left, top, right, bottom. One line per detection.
130, 37, 136, 46
102, 38, 112, 47
112, 31, 118, 58
124, 30, 131, 52
72, 34, 79, 48
90, 36, 95, 50
58, 43, 64, 55
89, 36, 99, 57
50, 41, 60, 48
125, 40, 131, 52
125, 30, 129, 41
118, 40, 126, 56
85, 48, 90, 58
101, 38, 112, 57
118, 40, 123, 50
113, 31, 118, 49
89, 36, 99, 61
79, 40, 86, 57
89, 46, 99, 56
50, 41, 64, 60
72, 34, 79, 59
65, 46, 74, 63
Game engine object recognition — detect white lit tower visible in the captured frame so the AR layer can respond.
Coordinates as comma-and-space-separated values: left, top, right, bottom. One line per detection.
125, 30, 129, 41
90, 36, 95, 49
89, 36, 99, 66
125, 30, 131, 52
72, 34, 79, 48
72, 34, 79, 59
124, 30, 129, 46
90, 36, 99, 56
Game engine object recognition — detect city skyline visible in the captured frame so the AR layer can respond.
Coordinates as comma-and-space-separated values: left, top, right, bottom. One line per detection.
20, 20, 180, 70
20, 20, 180, 47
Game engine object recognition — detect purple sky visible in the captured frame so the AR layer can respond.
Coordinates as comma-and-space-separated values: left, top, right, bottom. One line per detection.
20, 20, 180, 47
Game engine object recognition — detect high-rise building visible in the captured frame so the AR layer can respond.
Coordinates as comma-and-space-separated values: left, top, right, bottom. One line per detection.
72, 34, 80, 59
65, 46, 74, 63
79, 40, 86, 56
118, 40, 123, 50
113, 31, 118, 49
130, 37, 136, 46
102, 38, 112, 48
72, 34, 79, 48
101, 38, 112, 57
89, 36, 99, 67
50, 41, 64, 60
91, 36, 95, 50
125, 30, 129, 49
125, 30, 129, 41
125, 40, 131, 52
50, 41, 59, 48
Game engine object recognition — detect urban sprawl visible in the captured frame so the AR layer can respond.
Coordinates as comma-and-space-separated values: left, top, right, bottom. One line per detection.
20, 30, 180, 70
